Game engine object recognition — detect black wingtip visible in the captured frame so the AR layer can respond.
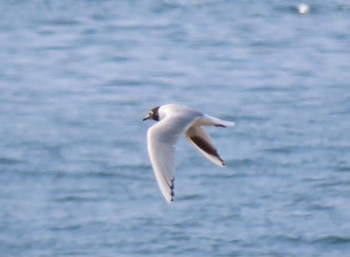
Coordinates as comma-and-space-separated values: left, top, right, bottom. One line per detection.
169, 179, 175, 205
220, 157, 225, 166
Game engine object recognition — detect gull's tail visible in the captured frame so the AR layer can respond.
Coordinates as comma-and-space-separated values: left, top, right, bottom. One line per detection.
201, 114, 235, 127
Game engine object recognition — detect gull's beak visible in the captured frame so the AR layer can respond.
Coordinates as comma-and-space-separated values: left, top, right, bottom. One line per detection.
142, 114, 151, 121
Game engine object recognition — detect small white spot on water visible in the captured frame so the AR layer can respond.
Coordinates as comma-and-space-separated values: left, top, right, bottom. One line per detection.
298, 3, 310, 14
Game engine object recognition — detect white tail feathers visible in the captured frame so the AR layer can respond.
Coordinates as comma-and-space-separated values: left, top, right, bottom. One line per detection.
199, 114, 235, 127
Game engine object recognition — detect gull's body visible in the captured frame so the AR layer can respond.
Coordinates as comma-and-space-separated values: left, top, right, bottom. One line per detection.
143, 104, 235, 204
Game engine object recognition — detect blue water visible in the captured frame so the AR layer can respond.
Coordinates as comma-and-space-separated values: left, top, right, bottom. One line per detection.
1, 0, 350, 256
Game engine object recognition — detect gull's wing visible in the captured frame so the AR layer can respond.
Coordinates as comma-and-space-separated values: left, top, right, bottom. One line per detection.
147, 114, 200, 204
185, 125, 225, 167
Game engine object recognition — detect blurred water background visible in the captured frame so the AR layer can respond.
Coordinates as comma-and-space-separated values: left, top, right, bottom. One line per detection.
1, 0, 350, 256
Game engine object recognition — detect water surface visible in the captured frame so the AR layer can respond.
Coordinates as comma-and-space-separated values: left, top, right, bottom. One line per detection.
0, 0, 350, 256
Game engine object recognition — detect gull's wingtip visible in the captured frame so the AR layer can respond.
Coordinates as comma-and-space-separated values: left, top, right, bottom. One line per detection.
162, 187, 174, 205
218, 159, 226, 168
165, 196, 174, 205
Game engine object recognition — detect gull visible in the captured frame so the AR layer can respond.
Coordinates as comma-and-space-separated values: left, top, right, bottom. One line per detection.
143, 104, 235, 204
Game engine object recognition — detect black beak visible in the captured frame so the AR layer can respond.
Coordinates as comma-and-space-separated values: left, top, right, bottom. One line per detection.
142, 115, 150, 121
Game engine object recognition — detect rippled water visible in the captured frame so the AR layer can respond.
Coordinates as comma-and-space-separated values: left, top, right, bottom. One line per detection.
1, 0, 350, 256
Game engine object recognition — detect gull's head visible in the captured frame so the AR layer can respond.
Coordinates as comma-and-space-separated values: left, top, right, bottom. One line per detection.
143, 106, 160, 121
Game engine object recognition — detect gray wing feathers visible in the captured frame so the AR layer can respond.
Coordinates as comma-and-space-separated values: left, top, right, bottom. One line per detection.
147, 127, 176, 204
147, 114, 198, 204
